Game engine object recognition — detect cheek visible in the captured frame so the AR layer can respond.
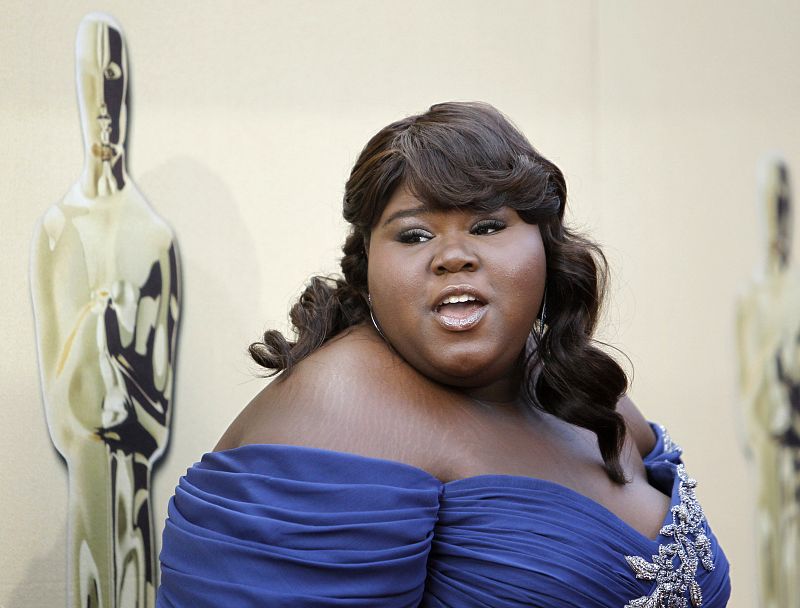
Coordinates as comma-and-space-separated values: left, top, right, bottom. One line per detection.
491, 239, 546, 325
367, 252, 424, 324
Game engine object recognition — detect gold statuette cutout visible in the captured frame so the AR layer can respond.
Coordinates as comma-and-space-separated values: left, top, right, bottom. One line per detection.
30, 13, 180, 608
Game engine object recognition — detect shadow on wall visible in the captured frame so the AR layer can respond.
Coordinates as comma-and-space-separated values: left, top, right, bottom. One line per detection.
5, 525, 69, 608
140, 156, 265, 600
137, 155, 263, 471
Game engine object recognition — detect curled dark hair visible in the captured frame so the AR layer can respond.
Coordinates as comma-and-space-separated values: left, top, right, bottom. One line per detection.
250, 102, 629, 483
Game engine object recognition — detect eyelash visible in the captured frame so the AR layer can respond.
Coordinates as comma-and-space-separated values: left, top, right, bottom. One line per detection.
471, 219, 505, 235
397, 219, 506, 243
397, 228, 433, 244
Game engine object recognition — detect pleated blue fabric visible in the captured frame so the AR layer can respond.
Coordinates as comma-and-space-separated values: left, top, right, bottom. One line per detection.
157, 425, 730, 607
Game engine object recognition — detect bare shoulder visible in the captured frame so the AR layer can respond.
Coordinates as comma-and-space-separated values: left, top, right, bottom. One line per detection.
214, 324, 456, 477
616, 394, 657, 458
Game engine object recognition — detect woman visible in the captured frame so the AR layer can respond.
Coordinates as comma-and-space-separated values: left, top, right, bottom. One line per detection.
157, 102, 730, 607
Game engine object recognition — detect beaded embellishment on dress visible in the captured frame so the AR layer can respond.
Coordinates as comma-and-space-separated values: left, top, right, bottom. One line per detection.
624, 464, 715, 608
658, 424, 681, 455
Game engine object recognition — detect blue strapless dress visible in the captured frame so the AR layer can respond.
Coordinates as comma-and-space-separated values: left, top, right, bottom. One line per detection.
157, 424, 730, 607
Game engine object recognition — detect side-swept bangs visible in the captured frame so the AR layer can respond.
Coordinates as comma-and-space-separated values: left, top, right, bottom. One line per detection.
398, 103, 561, 223
345, 102, 565, 232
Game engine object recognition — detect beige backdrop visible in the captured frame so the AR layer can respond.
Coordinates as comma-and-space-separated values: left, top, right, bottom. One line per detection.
3, 2, 799, 607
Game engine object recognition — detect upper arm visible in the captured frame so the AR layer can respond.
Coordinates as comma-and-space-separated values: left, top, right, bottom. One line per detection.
616, 394, 657, 458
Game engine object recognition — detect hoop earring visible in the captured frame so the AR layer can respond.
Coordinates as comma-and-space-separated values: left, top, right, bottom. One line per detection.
534, 288, 548, 341
368, 294, 387, 341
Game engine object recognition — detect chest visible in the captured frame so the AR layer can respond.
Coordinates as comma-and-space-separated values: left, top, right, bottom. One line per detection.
434, 404, 671, 541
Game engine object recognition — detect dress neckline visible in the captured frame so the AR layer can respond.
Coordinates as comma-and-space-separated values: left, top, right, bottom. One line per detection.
211, 441, 676, 545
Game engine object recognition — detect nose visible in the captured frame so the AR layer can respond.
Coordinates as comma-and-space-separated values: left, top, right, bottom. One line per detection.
431, 236, 480, 275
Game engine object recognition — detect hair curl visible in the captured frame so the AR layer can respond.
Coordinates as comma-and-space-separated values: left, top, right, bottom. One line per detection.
250, 102, 629, 483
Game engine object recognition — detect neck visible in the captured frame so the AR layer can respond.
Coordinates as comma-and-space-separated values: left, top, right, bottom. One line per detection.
459, 366, 527, 409
80, 153, 127, 198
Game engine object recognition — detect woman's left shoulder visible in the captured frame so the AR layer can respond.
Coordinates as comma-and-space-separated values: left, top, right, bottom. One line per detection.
616, 395, 658, 458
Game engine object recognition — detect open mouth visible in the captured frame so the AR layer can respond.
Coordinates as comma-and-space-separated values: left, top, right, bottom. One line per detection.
434, 293, 487, 331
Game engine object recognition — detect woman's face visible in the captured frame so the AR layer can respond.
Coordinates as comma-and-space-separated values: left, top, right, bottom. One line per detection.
367, 187, 546, 403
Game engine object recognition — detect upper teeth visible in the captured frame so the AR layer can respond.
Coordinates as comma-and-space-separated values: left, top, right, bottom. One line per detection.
440, 294, 477, 305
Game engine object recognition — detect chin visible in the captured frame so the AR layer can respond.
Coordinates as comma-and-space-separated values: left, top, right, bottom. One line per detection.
424, 349, 511, 388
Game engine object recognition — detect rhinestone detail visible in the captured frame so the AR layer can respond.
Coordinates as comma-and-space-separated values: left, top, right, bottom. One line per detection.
624, 464, 715, 608
659, 424, 682, 455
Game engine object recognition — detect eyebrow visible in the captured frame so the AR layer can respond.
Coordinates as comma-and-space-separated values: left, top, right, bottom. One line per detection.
381, 205, 429, 227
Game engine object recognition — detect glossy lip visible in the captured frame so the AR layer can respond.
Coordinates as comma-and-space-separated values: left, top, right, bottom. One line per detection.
431, 284, 489, 332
